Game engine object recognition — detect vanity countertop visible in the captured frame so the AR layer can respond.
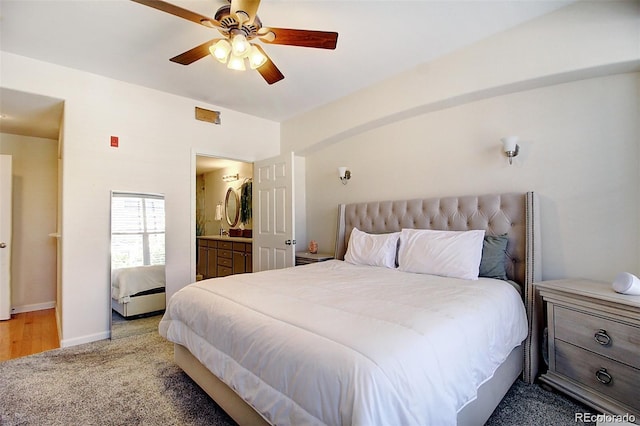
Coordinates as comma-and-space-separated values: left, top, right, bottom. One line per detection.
198, 235, 253, 243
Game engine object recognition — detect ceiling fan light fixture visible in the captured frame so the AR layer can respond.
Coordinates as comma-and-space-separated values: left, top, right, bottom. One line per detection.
227, 54, 246, 71
231, 33, 251, 57
210, 39, 231, 63
248, 45, 267, 69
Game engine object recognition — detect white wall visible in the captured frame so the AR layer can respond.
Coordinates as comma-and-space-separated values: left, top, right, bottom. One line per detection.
0, 134, 57, 311
283, 1, 640, 282
283, 0, 640, 155
1, 52, 280, 346
303, 73, 640, 281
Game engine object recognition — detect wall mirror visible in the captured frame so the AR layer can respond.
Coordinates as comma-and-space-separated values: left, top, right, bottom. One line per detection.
225, 187, 239, 227
110, 191, 166, 339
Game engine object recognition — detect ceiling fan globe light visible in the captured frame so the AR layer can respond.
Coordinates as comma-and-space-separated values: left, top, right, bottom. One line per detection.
210, 40, 231, 63
231, 34, 251, 57
249, 45, 267, 69
227, 54, 246, 71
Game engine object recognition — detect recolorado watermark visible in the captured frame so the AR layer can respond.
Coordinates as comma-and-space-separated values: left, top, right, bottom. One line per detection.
575, 412, 636, 424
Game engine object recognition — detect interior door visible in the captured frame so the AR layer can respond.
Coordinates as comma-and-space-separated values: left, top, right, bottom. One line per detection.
0, 155, 12, 320
253, 152, 295, 272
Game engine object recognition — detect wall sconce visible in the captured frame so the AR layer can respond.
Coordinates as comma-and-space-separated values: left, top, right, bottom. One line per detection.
337, 167, 351, 185
501, 136, 520, 165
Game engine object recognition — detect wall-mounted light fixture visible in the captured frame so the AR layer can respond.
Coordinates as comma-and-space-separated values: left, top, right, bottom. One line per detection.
337, 167, 351, 185
222, 174, 239, 182
501, 136, 520, 165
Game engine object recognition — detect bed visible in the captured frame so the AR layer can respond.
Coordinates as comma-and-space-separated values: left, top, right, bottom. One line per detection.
111, 264, 166, 318
159, 192, 543, 425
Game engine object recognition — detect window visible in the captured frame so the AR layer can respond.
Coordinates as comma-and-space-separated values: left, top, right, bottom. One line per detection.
111, 193, 165, 269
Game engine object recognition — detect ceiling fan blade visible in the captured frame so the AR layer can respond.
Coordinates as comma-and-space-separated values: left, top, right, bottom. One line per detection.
253, 45, 284, 85
259, 28, 338, 49
230, 0, 261, 24
170, 39, 221, 65
131, 0, 219, 28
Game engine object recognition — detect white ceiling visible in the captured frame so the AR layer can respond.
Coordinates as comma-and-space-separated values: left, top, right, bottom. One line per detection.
0, 0, 574, 138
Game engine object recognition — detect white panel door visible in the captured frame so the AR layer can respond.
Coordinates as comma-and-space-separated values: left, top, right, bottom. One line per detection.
253, 152, 295, 272
0, 155, 12, 320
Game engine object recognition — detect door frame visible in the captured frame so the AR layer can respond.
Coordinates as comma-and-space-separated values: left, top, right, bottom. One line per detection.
190, 149, 254, 282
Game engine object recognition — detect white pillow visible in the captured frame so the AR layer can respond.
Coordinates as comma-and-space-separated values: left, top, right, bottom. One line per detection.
344, 228, 400, 269
398, 228, 486, 280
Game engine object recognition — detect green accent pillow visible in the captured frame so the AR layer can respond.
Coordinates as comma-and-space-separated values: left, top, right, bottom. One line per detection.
479, 234, 509, 280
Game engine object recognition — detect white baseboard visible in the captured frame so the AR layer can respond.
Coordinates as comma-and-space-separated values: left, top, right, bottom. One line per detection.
11, 301, 56, 314
60, 330, 110, 348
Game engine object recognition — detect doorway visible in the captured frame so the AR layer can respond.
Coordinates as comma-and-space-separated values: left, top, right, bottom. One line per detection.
0, 88, 63, 357
195, 155, 253, 278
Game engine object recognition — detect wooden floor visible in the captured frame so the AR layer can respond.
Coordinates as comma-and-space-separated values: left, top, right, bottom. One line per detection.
0, 309, 60, 361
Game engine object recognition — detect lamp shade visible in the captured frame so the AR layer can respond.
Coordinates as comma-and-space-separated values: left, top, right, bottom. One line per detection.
231, 33, 250, 57
227, 54, 246, 71
210, 39, 231, 63
248, 45, 267, 69
501, 136, 519, 152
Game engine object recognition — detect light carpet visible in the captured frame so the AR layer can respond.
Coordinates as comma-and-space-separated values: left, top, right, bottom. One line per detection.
1, 315, 595, 425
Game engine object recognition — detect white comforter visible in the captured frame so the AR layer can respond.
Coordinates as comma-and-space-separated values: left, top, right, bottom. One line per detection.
159, 260, 527, 426
111, 264, 165, 302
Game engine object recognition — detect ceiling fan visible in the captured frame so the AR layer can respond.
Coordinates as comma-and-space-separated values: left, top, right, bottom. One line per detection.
131, 0, 339, 85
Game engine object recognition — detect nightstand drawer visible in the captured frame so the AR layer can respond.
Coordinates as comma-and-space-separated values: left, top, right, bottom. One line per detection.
555, 340, 640, 411
555, 306, 640, 368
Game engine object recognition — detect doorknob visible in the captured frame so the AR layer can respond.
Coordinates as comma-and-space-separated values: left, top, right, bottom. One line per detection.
0, 242, 6, 248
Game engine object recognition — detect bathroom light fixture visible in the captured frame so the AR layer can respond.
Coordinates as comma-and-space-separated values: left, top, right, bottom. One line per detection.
337, 167, 351, 185
222, 174, 239, 182
501, 136, 520, 165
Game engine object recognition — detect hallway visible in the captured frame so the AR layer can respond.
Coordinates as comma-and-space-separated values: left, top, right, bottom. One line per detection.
0, 309, 59, 361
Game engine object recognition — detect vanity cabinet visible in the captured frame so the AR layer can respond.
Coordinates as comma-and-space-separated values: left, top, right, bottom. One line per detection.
232, 242, 252, 274
217, 241, 233, 277
197, 239, 218, 279
198, 237, 252, 278
218, 241, 252, 276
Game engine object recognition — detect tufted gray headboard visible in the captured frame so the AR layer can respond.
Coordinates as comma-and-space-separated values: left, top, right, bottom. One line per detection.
333, 192, 542, 383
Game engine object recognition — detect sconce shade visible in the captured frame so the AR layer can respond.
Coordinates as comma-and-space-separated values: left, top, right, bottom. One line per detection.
501, 136, 520, 165
501, 136, 519, 152
337, 167, 351, 185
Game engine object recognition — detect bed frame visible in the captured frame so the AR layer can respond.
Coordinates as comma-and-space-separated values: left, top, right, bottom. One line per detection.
174, 191, 542, 425
111, 291, 165, 318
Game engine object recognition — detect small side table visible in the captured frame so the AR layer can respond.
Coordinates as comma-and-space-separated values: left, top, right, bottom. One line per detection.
536, 278, 640, 419
295, 252, 334, 266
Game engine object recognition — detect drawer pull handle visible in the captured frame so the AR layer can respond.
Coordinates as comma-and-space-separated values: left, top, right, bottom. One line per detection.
595, 368, 613, 385
594, 329, 611, 346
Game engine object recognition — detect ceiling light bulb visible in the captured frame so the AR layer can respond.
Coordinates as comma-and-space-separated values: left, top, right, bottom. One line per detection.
248, 45, 267, 69
231, 33, 250, 57
227, 54, 246, 71
210, 39, 231, 63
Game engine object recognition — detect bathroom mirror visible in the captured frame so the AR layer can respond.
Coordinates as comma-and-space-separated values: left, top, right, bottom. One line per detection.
225, 187, 239, 227
110, 191, 166, 338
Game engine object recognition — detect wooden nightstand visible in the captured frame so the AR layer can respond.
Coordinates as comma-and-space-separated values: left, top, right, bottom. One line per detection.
536, 278, 640, 420
295, 252, 334, 266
